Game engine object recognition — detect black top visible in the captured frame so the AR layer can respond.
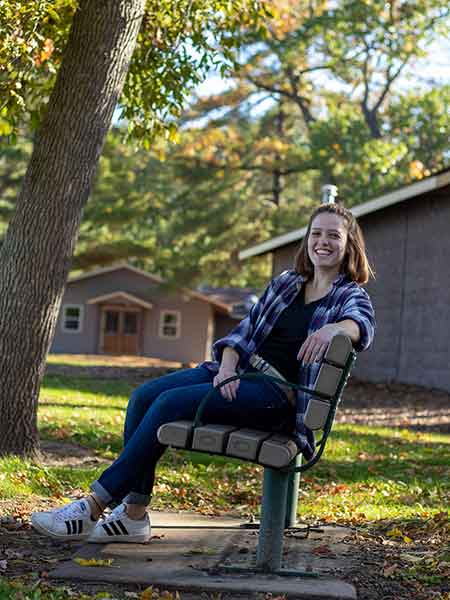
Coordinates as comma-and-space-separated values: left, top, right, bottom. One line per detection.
257, 286, 323, 383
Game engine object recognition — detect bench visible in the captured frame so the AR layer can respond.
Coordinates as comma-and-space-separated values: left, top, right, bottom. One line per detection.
157, 334, 356, 576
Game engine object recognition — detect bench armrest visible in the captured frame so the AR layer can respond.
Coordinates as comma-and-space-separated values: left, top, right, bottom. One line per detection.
192, 372, 329, 428
288, 350, 356, 473
193, 347, 356, 471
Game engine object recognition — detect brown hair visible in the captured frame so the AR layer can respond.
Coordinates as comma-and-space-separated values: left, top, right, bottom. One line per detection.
294, 204, 375, 285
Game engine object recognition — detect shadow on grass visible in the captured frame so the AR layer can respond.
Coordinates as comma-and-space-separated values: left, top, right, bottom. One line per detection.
330, 426, 449, 452
39, 428, 123, 455
45, 364, 175, 382
39, 401, 125, 411
42, 374, 135, 397
309, 427, 449, 486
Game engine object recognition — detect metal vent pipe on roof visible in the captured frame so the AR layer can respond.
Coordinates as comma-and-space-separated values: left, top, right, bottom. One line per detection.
321, 184, 338, 205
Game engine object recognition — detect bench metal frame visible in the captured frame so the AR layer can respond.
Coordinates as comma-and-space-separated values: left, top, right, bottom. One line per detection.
165, 350, 356, 576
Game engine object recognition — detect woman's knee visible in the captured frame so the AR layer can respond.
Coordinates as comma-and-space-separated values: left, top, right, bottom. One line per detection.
127, 379, 160, 414
125, 388, 145, 422
151, 389, 194, 423
124, 385, 156, 441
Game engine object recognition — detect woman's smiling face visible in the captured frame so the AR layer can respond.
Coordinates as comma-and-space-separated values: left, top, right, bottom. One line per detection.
307, 212, 348, 272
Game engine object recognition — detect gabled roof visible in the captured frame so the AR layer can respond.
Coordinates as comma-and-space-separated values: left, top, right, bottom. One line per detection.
87, 291, 154, 310
198, 286, 259, 306
69, 262, 163, 285
68, 262, 230, 313
199, 286, 260, 319
239, 168, 450, 260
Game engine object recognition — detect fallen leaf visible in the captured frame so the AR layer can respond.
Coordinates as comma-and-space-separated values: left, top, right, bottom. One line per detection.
73, 558, 114, 567
185, 547, 216, 555
403, 535, 413, 543
400, 553, 424, 563
387, 527, 403, 538
311, 544, 334, 556
140, 587, 155, 600
383, 563, 399, 577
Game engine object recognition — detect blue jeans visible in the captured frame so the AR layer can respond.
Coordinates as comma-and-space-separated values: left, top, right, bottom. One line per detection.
91, 366, 294, 506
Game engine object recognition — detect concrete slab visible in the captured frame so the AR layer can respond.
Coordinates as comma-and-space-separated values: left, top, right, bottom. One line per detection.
50, 510, 357, 599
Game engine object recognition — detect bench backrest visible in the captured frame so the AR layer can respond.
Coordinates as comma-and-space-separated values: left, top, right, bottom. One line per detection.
303, 334, 353, 430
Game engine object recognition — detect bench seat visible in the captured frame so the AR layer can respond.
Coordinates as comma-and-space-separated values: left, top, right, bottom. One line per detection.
158, 421, 299, 468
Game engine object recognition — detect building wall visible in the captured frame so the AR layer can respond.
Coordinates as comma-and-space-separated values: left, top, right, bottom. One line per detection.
272, 243, 298, 277
270, 185, 450, 391
51, 267, 214, 364
141, 294, 213, 364
213, 314, 240, 342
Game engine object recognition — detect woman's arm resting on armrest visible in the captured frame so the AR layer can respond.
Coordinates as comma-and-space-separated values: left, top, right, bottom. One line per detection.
332, 319, 360, 344
213, 347, 240, 402
298, 320, 359, 365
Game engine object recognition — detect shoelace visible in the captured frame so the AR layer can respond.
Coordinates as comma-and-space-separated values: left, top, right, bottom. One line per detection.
106, 504, 126, 521
98, 504, 126, 524
55, 501, 86, 522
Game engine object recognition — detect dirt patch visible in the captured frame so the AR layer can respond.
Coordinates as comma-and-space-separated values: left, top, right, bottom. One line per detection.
38, 440, 108, 468
340, 379, 450, 433
48, 354, 187, 368
45, 355, 196, 384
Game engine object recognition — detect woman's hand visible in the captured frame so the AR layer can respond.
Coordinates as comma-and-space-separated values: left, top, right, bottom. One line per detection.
297, 324, 340, 365
213, 367, 240, 401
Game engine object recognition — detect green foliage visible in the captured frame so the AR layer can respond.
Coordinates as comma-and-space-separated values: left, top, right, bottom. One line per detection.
77, 129, 273, 287
159, 0, 450, 259
0, 134, 31, 236
388, 85, 450, 174
0, 0, 76, 138
1, 2, 449, 288
0, 0, 270, 141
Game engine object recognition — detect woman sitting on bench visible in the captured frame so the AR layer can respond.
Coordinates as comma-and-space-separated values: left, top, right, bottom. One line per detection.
32, 202, 375, 544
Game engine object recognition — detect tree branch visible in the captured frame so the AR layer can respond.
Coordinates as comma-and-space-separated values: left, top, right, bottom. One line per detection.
284, 64, 315, 126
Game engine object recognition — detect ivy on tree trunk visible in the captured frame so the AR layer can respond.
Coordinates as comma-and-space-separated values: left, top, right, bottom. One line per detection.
0, 0, 145, 456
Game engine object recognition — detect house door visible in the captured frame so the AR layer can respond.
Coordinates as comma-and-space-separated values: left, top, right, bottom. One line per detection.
101, 307, 141, 355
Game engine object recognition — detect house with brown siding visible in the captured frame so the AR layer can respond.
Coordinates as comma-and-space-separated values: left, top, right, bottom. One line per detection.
51, 264, 237, 364
239, 168, 450, 392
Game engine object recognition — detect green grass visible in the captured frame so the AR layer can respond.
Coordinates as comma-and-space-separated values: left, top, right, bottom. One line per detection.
0, 374, 448, 525
38, 376, 134, 455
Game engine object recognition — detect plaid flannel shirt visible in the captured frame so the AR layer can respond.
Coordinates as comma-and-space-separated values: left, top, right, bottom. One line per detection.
201, 269, 375, 459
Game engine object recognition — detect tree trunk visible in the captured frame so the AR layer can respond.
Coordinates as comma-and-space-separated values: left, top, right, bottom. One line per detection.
0, 0, 145, 456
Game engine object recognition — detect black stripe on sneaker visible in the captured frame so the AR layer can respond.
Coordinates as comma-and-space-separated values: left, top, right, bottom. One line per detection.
65, 521, 71, 535
116, 519, 129, 535
102, 523, 114, 536
108, 522, 122, 536
71, 520, 77, 535
78, 520, 83, 535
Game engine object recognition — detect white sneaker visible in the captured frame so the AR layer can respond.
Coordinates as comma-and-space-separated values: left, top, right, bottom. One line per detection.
88, 503, 151, 544
31, 499, 97, 541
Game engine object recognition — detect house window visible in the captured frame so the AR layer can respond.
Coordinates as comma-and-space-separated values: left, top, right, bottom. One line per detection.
159, 310, 181, 339
62, 305, 83, 333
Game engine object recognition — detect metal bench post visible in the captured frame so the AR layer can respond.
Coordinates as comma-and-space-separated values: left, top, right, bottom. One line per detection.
285, 454, 301, 528
256, 466, 289, 572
